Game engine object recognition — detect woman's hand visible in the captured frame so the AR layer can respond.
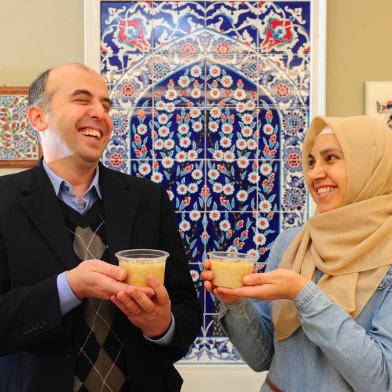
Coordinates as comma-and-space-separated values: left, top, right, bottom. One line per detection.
201, 260, 243, 304
216, 269, 309, 301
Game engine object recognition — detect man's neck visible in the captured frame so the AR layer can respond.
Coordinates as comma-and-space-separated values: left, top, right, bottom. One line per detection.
45, 158, 98, 200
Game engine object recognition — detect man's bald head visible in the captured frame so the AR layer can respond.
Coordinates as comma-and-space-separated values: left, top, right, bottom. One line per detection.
28, 64, 99, 109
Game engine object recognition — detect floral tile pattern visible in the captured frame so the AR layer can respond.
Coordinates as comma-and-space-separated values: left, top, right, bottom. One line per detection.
206, 1, 259, 52
152, 1, 206, 51
0, 94, 39, 162
100, 0, 312, 363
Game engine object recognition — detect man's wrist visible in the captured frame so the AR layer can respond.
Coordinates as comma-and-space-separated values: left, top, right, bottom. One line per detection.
144, 314, 175, 346
57, 272, 82, 316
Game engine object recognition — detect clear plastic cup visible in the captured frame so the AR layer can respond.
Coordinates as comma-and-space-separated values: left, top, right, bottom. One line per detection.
115, 249, 169, 286
207, 251, 258, 288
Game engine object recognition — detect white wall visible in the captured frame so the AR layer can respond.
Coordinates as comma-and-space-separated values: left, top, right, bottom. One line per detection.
176, 365, 266, 392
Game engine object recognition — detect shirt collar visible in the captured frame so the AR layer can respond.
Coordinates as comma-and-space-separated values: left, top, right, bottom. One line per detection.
42, 160, 102, 199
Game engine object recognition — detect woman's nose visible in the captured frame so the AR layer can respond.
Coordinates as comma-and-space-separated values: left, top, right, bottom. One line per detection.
308, 161, 326, 180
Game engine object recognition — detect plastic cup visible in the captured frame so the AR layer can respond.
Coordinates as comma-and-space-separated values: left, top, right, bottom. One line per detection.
207, 251, 257, 288
115, 249, 169, 286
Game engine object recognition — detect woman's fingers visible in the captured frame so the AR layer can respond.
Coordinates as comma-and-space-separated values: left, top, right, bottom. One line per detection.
243, 272, 267, 286
203, 260, 211, 270
201, 270, 214, 282
204, 280, 213, 292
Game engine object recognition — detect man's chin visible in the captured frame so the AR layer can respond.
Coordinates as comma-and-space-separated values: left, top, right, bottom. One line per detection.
79, 146, 107, 163
81, 155, 102, 165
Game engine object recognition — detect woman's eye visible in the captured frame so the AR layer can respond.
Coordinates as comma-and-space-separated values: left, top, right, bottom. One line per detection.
327, 154, 338, 161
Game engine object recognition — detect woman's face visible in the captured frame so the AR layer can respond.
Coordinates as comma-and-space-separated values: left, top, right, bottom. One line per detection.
306, 133, 347, 213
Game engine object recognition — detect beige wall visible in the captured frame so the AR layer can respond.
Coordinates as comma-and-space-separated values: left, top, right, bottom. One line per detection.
0, 0, 83, 86
326, 0, 392, 115
1, 0, 392, 114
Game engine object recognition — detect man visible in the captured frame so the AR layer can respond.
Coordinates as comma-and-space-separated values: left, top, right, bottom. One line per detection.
0, 64, 202, 392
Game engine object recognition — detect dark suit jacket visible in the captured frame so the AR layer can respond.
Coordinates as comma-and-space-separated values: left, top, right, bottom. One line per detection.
0, 162, 202, 392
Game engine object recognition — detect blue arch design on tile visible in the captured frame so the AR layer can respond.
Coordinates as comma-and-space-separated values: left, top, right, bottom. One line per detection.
101, 3, 310, 363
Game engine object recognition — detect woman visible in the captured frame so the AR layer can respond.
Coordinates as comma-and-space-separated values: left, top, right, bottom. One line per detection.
202, 116, 392, 391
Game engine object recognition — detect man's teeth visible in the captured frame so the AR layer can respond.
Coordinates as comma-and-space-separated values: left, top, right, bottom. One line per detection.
80, 129, 101, 139
317, 186, 335, 195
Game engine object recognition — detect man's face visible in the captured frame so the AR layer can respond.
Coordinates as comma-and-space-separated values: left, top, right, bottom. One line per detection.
41, 65, 113, 165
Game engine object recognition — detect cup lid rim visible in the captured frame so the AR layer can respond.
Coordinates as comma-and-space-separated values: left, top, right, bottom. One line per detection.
115, 249, 169, 258
207, 251, 258, 261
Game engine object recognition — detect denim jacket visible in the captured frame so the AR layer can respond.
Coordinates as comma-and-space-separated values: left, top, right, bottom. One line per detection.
219, 227, 392, 392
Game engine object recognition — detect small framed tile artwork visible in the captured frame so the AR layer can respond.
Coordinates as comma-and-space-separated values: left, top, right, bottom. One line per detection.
0, 87, 41, 168
365, 81, 392, 129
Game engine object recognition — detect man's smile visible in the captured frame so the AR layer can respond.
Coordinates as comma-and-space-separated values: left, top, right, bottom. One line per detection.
78, 127, 103, 140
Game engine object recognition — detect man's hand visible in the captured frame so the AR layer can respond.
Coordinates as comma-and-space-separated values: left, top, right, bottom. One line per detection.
66, 259, 130, 300
111, 276, 172, 338
201, 260, 243, 304
216, 269, 309, 301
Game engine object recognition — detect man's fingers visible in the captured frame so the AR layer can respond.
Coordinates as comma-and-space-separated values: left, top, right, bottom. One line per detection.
111, 295, 129, 315
104, 264, 128, 281
146, 276, 170, 306
95, 275, 129, 298
140, 286, 155, 298
117, 291, 143, 314
125, 287, 155, 313
90, 259, 127, 281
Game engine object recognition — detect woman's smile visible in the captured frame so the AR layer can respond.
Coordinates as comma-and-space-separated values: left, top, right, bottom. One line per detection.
306, 133, 347, 213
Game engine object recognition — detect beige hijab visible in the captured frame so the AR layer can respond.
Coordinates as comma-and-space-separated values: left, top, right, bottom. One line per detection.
273, 116, 392, 340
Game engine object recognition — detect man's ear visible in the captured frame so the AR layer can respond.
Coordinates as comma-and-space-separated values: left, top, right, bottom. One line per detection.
27, 105, 48, 132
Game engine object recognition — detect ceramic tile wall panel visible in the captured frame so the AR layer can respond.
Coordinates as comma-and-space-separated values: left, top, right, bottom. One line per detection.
100, 0, 311, 363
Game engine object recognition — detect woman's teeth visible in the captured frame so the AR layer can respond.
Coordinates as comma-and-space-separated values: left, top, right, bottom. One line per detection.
317, 186, 335, 195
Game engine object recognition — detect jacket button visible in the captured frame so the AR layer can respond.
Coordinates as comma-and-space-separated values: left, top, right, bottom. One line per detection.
38, 321, 47, 330
65, 347, 73, 360
23, 325, 34, 335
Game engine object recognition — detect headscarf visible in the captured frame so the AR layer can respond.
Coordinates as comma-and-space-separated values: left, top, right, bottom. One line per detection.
273, 116, 392, 340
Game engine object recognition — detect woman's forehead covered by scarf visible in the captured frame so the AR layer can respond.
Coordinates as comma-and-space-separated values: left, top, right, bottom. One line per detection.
302, 115, 392, 206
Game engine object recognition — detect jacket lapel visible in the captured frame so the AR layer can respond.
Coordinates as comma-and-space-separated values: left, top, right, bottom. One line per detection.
20, 163, 77, 270
99, 164, 140, 265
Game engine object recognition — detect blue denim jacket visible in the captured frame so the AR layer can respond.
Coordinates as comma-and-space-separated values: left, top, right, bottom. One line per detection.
219, 227, 392, 392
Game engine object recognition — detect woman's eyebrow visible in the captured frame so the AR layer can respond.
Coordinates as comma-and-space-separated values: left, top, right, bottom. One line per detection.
319, 147, 343, 155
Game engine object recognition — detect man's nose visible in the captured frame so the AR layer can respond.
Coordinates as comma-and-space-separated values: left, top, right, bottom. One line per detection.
87, 101, 107, 120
